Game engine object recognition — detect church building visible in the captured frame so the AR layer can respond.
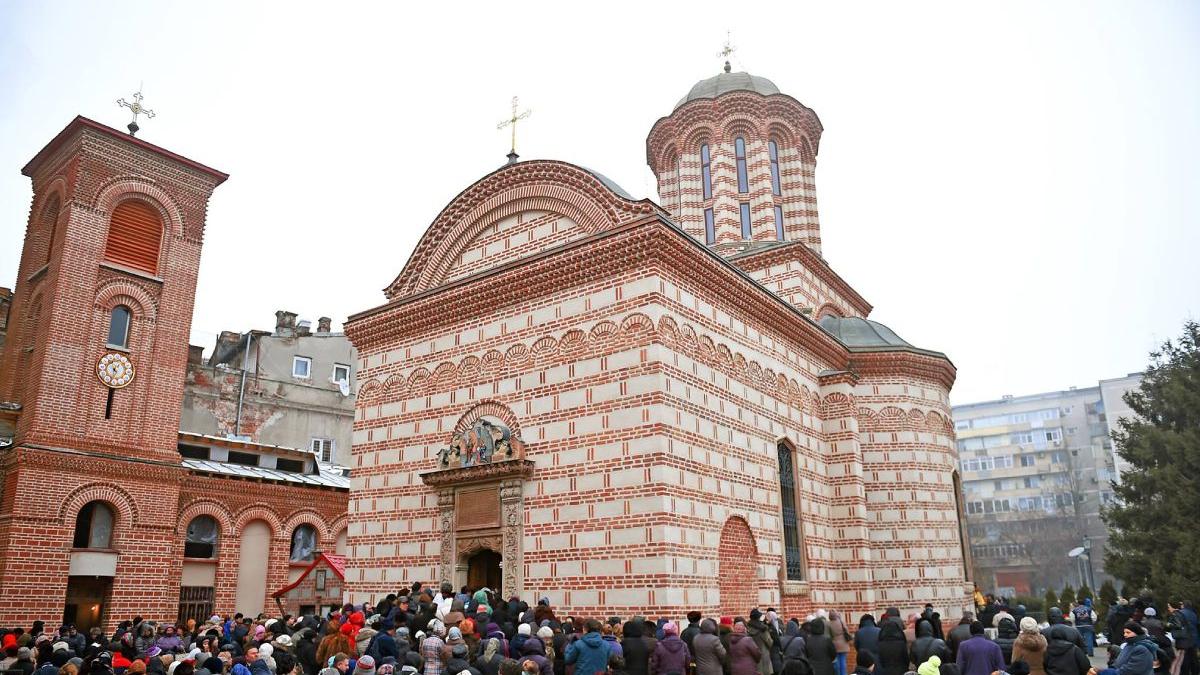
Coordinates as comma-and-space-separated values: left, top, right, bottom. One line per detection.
343, 64, 973, 618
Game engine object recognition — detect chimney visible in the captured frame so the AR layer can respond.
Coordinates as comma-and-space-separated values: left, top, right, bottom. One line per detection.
296, 319, 312, 337
188, 345, 205, 366
317, 316, 332, 334
275, 310, 297, 337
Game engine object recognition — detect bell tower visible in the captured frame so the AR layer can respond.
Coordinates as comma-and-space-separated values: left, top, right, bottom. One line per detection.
646, 65, 825, 255
0, 116, 227, 462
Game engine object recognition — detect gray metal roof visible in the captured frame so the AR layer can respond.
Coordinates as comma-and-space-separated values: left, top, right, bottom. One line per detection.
581, 166, 635, 200
818, 315, 914, 349
675, 71, 782, 110
181, 457, 350, 489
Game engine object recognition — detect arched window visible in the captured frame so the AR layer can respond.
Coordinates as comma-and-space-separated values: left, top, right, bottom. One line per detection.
185, 515, 220, 559
777, 442, 804, 580
704, 208, 715, 245
73, 501, 115, 549
40, 195, 61, 265
700, 144, 713, 200
735, 137, 749, 193
774, 205, 785, 241
107, 305, 131, 348
768, 140, 782, 196
290, 524, 317, 562
104, 199, 163, 275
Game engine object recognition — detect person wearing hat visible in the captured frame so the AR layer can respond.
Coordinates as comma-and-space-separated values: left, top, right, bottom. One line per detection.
352, 655, 376, 675
746, 610, 775, 675
1040, 623, 1089, 675
420, 622, 448, 675
1011, 618, 1047, 675
647, 621, 684, 675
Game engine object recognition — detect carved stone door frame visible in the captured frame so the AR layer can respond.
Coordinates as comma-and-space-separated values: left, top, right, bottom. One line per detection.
421, 460, 533, 597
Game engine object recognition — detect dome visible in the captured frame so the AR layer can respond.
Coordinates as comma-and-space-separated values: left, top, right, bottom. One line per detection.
818, 315, 914, 350
675, 69, 782, 110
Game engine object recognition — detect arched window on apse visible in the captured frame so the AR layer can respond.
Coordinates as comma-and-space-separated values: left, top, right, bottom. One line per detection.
107, 305, 131, 349
768, 140, 782, 196
700, 144, 713, 200
104, 199, 163, 275
185, 515, 220, 559
777, 441, 805, 580
735, 136, 749, 193
73, 501, 115, 549
290, 524, 318, 562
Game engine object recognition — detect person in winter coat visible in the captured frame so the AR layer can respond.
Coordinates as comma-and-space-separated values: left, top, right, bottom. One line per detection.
746, 612, 775, 675
475, 638, 504, 675
948, 615, 974, 664
954, 623, 1002, 675
648, 623, 688, 675
317, 623, 353, 672
911, 622, 949, 667
729, 625, 763, 675
511, 627, 531, 659
1011, 619, 1047, 675
622, 623, 653, 675
781, 621, 807, 667
804, 619, 836, 675
991, 619, 1018, 666
828, 613, 852, 675
693, 620, 727, 675
1042, 625, 1090, 675
1114, 623, 1158, 675
855, 616, 881, 670
682, 615, 703, 659
135, 626, 158, 656
852, 652, 874, 675
518, 638, 553, 675
567, 622, 612, 675
877, 622, 910, 675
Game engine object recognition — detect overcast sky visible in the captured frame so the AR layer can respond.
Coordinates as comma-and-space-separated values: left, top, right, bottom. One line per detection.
1, 1, 1196, 404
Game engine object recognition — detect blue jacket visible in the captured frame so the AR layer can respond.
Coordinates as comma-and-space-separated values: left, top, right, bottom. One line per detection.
566, 631, 612, 675
1114, 636, 1157, 675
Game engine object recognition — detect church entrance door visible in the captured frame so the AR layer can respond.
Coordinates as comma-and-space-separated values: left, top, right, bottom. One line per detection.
466, 549, 502, 592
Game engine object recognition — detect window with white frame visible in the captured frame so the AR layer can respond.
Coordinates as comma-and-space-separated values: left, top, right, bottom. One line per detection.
292, 356, 312, 378
332, 363, 350, 384
311, 438, 334, 462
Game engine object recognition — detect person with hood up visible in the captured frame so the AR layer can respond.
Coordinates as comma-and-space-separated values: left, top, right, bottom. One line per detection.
510, 628, 531, 660
294, 630, 319, 675
647, 622, 686, 675
692, 620, 727, 675
746, 611, 775, 675
621, 623, 652, 675
911, 622, 949, 667
828, 612, 852, 675
135, 626, 157, 657
955, 623, 1002, 675
991, 619, 1018, 666
1042, 624, 1090, 675
803, 619, 836, 675
13, 647, 36, 675
877, 622, 910, 675
729, 625, 763, 675
517, 636, 552, 675
1010, 619, 1047, 675
917, 655, 941, 675
856, 617, 882, 669
781, 621, 807, 667
444, 644, 477, 675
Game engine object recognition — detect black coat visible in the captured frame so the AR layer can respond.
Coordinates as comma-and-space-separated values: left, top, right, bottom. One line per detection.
877, 624, 910, 675
803, 633, 836, 675
1043, 628, 1090, 675
622, 629, 653, 675
992, 619, 1019, 666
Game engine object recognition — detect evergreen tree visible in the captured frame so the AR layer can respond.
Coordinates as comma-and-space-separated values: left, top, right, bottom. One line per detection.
1103, 321, 1200, 602
1076, 584, 1093, 603
1097, 579, 1117, 622
1061, 583, 1076, 608
1045, 588, 1060, 611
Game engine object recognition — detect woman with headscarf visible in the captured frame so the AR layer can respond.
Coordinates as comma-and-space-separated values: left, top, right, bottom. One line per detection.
728, 625, 762, 675
855, 616, 881, 669
781, 621, 806, 666
876, 621, 910, 675
476, 639, 504, 675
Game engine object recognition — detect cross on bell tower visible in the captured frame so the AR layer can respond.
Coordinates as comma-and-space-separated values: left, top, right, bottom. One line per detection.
116, 87, 156, 136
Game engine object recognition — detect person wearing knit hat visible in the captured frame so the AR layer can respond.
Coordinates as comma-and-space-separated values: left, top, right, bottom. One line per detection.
535, 627, 552, 643
353, 655, 375, 675
129, 661, 148, 675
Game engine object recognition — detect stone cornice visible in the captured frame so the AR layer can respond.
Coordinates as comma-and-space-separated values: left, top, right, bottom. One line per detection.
848, 349, 957, 391
419, 459, 535, 488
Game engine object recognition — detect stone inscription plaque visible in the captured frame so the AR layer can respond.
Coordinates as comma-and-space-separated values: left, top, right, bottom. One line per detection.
455, 486, 500, 530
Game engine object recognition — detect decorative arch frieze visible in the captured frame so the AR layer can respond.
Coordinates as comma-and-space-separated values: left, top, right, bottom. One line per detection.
60, 483, 140, 528
176, 499, 235, 537
92, 176, 186, 241
232, 504, 284, 537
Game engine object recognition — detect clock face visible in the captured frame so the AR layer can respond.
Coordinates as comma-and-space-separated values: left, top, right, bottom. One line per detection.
97, 352, 135, 389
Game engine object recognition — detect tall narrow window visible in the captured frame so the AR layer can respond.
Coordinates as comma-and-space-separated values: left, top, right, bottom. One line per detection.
735, 137, 748, 193
290, 525, 317, 562
104, 200, 163, 275
108, 305, 131, 348
740, 202, 752, 239
774, 206, 785, 241
675, 157, 683, 213
40, 195, 61, 265
777, 443, 804, 580
704, 208, 715, 245
769, 141, 782, 196
700, 145, 712, 200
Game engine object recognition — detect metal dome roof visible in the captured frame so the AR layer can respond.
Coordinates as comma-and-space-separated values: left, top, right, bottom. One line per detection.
818, 315, 914, 350
675, 69, 782, 110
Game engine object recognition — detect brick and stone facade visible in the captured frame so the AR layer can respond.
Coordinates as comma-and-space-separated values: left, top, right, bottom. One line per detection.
0, 117, 348, 631
344, 67, 971, 621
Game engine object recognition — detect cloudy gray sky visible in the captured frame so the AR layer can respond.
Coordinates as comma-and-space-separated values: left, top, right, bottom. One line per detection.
1, 1, 1196, 404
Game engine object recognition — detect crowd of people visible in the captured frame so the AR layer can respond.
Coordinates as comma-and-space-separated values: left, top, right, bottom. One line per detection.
0, 586, 1195, 675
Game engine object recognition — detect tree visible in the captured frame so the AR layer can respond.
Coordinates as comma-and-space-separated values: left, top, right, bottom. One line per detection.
1045, 588, 1060, 611
1103, 321, 1200, 603
1098, 579, 1118, 623
1076, 584, 1093, 603
1061, 583, 1076, 608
